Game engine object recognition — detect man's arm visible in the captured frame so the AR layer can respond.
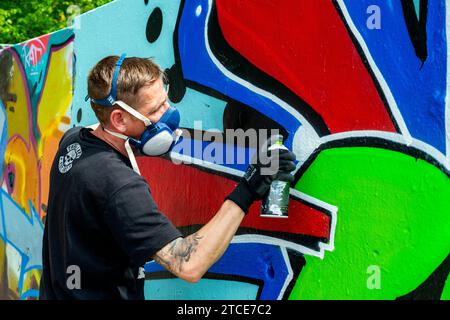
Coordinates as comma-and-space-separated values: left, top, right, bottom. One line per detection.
153, 143, 297, 283
152, 200, 244, 283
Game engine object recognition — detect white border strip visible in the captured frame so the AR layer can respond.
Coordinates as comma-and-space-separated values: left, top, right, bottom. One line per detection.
277, 247, 294, 300
320, 130, 450, 171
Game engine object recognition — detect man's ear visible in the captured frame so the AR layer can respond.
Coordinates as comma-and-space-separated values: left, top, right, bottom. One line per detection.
109, 109, 128, 132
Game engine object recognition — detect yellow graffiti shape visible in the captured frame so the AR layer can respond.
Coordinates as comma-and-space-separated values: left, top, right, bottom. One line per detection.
5, 56, 31, 146
37, 42, 73, 216
0, 240, 6, 299
4, 136, 39, 217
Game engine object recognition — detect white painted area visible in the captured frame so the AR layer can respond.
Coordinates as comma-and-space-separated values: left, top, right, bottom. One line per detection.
319, 130, 450, 171
196, 5, 202, 17
293, 126, 321, 173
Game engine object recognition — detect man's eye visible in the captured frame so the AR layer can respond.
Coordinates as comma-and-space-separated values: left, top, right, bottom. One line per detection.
148, 105, 163, 116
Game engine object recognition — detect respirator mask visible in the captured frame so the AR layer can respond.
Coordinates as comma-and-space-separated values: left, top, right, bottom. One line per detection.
85, 54, 182, 175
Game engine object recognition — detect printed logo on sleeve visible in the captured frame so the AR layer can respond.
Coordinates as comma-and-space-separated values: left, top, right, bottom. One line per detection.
59, 143, 82, 174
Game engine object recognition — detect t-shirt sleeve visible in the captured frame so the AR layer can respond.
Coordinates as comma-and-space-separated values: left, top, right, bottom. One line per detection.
103, 178, 182, 266
59, 126, 82, 146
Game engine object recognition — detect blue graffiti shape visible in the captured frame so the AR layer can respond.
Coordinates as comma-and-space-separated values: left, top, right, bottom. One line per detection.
0, 192, 44, 300
340, 0, 447, 154
176, 0, 305, 150
145, 243, 295, 300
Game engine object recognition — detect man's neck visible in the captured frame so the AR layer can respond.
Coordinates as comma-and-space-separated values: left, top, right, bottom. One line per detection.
91, 125, 129, 158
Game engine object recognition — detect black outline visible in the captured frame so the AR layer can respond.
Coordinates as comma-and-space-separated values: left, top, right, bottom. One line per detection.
401, 0, 428, 63
397, 253, 450, 300
172, 0, 186, 85
282, 250, 306, 300
294, 136, 450, 184
77, 108, 82, 123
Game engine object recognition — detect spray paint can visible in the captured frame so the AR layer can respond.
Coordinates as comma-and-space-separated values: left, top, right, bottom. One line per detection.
260, 136, 290, 218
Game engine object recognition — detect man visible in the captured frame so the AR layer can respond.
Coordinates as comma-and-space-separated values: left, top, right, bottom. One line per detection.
39, 54, 296, 300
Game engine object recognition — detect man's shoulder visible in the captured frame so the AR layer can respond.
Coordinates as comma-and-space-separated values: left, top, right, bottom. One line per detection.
59, 126, 83, 147
56, 126, 144, 192
75, 147, 140, 186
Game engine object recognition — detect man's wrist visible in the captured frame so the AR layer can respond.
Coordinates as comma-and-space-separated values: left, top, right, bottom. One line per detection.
225, 180, 256, 215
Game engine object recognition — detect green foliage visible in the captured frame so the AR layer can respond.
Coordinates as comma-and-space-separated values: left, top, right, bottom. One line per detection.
0, 0, 113, 45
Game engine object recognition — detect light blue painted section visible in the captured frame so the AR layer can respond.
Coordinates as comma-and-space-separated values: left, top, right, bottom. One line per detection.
0, 191, 44, 269
173, 88, 226, 131
73, 0, 179, 125
413, 0, 421, 18
73, 0, 225, 131
144, 278, 258, 300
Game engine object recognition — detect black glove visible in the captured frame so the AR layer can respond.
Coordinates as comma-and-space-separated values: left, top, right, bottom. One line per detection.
226, 146, 297, 214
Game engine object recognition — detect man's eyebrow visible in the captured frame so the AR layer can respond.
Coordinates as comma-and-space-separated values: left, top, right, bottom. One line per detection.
148, 96, 167, 114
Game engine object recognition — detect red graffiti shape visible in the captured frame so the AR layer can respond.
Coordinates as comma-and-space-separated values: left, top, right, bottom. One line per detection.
21, 35, 49, 67
138, 157, 330, 242
215, 0, 396, 133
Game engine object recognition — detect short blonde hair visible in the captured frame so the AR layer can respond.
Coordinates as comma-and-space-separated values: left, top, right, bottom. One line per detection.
87, 55, 165, 125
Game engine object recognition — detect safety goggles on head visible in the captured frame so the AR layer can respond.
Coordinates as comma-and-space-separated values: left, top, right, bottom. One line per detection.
85, 53, 182, 175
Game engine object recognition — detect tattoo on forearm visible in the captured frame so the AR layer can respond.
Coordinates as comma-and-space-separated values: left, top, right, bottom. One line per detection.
154, 233, 203, 274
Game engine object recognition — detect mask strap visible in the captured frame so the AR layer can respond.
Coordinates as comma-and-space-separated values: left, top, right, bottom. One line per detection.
103, 127, 141, 175
124, 140, 141, 175
115, 101, 152, 126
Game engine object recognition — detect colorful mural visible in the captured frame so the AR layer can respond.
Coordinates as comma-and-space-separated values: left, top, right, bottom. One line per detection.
0, 29, 74, 299
1, 0, 449, 300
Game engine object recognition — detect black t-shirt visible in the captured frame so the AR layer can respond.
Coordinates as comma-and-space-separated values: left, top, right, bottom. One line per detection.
39, 127, 182, 300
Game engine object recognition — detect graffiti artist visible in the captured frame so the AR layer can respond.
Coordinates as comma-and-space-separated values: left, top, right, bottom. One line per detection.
39, 54, 296, 300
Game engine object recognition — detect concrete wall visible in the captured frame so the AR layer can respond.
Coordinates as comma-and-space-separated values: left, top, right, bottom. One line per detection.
0, 0, 449, 299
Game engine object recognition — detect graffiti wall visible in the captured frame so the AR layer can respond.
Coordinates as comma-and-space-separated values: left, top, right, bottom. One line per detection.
0, 29, 74, 299
1, 0, 449, 300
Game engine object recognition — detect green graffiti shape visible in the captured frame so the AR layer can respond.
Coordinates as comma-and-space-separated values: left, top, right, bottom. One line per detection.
291, 147, 450, 300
